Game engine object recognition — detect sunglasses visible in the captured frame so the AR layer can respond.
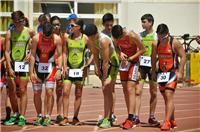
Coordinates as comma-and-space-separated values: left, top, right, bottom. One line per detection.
70, 23, 79, 28
13, 19, 24, 23
53, 23, 61, 27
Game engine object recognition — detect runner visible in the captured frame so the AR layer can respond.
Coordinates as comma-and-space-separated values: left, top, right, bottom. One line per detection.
50, 15, 67, 123
84, 24, 119, 128
59, 19, 93, 126
111, 25, 145, 130
151, 23, 186, 131
0, 36, 11, 122
101, 12, 118, 124
134, 14, 159, 125
30, 22, 62, 126
4, 10, 35, 126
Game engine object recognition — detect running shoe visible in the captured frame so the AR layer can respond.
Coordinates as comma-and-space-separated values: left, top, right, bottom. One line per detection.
148, 117, 160, 126
42, 117, 51, 126
98, 118, 111, 128
160, 119, 171, 131
59, 117, 69, 126
4, 113, 18, 125
122, 119, 135, 130
56, 115, 63, 124
170, 120, 177, 128
18, 115, 26, 126
33, 116, 43, 126
71, 117, 82, 125
110, 113, 117, 126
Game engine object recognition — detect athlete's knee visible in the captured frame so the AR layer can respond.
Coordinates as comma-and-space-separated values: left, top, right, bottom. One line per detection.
46, 89, 54, 97
19, 87, 27, 95
75, 92, 82, 98
34, 90, 42, 96
56, 88, 63, 96
63, 90, 70, 97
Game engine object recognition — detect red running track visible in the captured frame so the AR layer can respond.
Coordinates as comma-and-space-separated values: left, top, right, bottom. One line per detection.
1, 84, 200, 132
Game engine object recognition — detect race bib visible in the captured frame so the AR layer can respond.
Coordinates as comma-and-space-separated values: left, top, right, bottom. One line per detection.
140, 56, 151, 67
14, 62, 29, 72
119, 61, 130, 71
38, 63, 52, 73
157, 72, 170, 83
69, 69, 83, 78
131, 64, 139, 81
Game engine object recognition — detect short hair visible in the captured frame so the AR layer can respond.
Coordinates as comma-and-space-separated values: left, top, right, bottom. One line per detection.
11, 10, 24, 20
156, 23, 169, 35
141, 14, 154, 25
102, 13, 114, 24
43, 22, 53, 37
50, 16, 61, 24
84, 24, 98, 37
112, 25, 123, 39
24, 17, 29, 27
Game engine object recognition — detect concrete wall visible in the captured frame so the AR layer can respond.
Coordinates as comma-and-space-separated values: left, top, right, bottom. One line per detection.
120, 1, 200, 37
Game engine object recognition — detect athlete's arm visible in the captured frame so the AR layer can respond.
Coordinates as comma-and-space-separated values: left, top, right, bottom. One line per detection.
173, 38, 186, 81
0, 37, 5, 63
151, 40, 158, 80
101, 38, 110, 80
5, 30, 15, 77
24, 29, 36, 63
55, 35, 62, 69
128, 32, 146, 61
63, 34, 69, 73
87, 38, 101, 78
29, 34, 38, 77
85, 36, 94, 67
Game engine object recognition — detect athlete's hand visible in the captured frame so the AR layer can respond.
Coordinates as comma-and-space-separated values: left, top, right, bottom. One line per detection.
55, 70, 61, 80
95, 66, 102, 79
120, 52, 128, 61
30, 72, 36, 82
151, 71, 157, 81
8, 68, 16, 78
63, 67, 69, 77
24, 53, 31, 63
177, 72, 184, 82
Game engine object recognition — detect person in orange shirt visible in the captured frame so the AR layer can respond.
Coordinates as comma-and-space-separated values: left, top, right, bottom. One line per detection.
151, 23, 186, 131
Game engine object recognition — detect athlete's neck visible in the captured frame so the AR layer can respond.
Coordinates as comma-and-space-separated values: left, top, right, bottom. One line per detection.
145, 28, 153, 34
15, 26, 24, 33
72, 32, 82, 40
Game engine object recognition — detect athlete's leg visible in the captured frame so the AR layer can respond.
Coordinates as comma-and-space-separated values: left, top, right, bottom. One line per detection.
7, 79, 18, 113
18, 79, 28, 116
127, 81, 136, 115
45, 87, 54, 116
164, 89, 175, 120
33, 89, 42, 115
111, 82, 116, 114
135, 81, 144, 119
74, 83, 83, 118
62, 82, 72, 118
56, 82, 63, 116
102, 79, 113, 119
122, 81, 129, 112
149, 80, 157, 116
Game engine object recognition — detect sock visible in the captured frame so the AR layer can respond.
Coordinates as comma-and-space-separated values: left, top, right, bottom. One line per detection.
128, 114, 133, 121
135, 115, 139, 120
38, 114, 43, 117
149, 115, 154, 119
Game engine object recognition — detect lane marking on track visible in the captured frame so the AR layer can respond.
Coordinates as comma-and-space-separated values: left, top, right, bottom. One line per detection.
178, 128, 200, 132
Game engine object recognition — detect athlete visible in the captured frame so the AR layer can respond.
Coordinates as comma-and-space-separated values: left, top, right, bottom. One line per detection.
84, 24, 119, 128
30, 22, 62, 126
101, 13, 118, 124
50, 15, 67, 123
151, 24, 186, 131
112, 25, 145, 130
134, 14, 159, 125
4, 10, 35, 126
59, 19, 93, 126
0, 36, 12, 122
